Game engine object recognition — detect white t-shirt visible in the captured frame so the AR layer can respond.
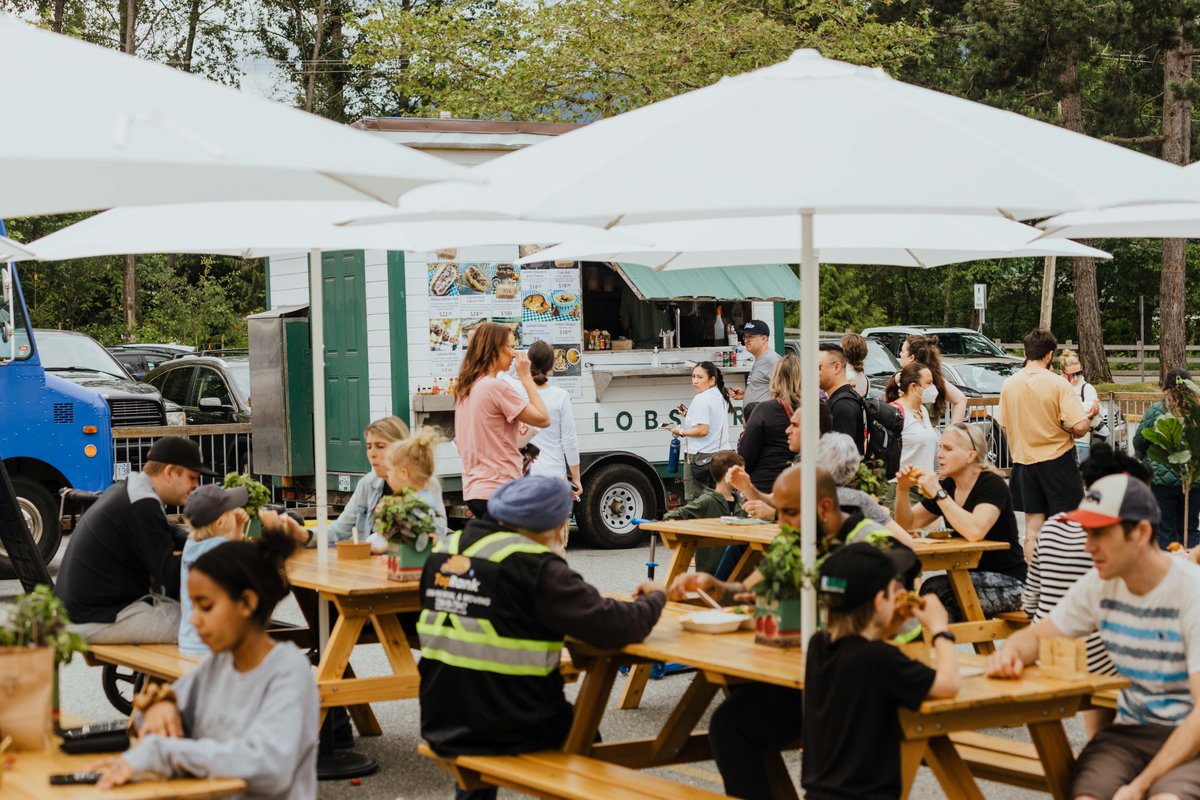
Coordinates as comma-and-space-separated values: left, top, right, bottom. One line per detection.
897, 403, 938, 473
1051, 558, 1200, 726
529, 384, 581, 480
683, 387, 730, 454
1075, 380, 1100, 443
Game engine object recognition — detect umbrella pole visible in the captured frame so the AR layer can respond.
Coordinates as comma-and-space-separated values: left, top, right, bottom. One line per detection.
800, 211, 818, 643
309, 248, 330, 650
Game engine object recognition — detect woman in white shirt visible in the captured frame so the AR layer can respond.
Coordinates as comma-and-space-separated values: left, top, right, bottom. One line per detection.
888, 362, 939, 474
1061, 349, 1100, 461
526, 341, 583, 498
671, 361, 733, 500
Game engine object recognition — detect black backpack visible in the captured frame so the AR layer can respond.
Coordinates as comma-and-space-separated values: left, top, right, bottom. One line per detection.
831, 390, 904, 479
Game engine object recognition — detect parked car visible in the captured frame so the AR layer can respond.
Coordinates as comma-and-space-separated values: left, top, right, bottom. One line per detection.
107, 343, 194, 380
785, 335, 900, 398
144, 355, 252, 476
941, 358, 1023, 399
862, 326, 1020, 362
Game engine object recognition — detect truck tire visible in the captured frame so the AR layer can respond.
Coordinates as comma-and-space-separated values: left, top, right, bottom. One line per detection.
0, 477, 63, 579
578, 464, 657, 549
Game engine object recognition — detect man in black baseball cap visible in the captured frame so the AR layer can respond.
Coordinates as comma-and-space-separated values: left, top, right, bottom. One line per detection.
56, 436, 214, 643
731, 319, 780, 422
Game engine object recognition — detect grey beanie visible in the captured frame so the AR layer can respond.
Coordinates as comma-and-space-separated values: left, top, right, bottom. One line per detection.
487, 476, 575, 532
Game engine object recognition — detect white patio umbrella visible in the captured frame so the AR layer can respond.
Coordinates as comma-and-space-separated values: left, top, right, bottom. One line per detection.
15, 202, 602, 262
0, 237, 34, 262
0, 16, 467, 217
513, 214, 1110, 270
351, 49, 1191, 639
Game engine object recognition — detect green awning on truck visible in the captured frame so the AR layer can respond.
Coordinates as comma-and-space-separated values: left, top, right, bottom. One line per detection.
612, 262, 800, 302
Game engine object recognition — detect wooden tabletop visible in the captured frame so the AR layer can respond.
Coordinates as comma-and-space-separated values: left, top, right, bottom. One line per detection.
286, 548, 420, 596
639, 518, 1007, 554
4, 715, 245, 800
570, 602, 802, 690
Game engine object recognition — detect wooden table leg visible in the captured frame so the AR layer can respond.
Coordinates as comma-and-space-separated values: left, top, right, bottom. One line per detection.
314, 612, 366, 728
663, 538, 699, 585
1028, 720, 1075, 800
946, 568, 996, 655
618, 664, 653, 710
900, 739, 928, 800
923, 735, 986, 800
564, 654, 622, 756
649, 672, 720, 763
342, 664, 383, 737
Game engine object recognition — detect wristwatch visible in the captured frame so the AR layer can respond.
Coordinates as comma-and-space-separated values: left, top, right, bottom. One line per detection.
931, 630, 957, 645
934, 489, 949, 502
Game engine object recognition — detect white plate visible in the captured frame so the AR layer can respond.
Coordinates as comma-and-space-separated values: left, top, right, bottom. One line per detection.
681, 610, 750, 634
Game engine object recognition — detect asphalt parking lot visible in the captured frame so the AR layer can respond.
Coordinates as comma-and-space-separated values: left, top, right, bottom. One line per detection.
4, 533, 1070, 799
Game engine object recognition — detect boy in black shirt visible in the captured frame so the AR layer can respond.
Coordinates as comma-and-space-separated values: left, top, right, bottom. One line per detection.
803, 543, 960, 800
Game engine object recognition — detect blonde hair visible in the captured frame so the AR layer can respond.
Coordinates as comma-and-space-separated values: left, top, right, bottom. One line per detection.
1060, 349, 1083, 375
385, 427, 444, 488
364, 416, 410, 443
769, 354, 801, 409
190, 508, 241, 542
946, 423, 1000, 475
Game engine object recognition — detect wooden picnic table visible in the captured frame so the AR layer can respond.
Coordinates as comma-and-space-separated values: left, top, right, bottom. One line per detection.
622, 519, 1013, 708
4, 714, 245, 800
566, 602, 1127, 800
285, 548, 421, 729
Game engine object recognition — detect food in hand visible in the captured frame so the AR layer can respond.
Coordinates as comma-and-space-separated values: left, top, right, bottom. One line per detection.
1169, 542, 1184, 552
900, 592, 926, 611
429, 263, 458, 296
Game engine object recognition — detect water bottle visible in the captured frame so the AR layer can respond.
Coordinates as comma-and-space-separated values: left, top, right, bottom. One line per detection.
668, 435, 681, 474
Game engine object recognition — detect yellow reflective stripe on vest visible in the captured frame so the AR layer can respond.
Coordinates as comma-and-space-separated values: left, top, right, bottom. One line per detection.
845, 518, 888, 545
419, 530, 561, 676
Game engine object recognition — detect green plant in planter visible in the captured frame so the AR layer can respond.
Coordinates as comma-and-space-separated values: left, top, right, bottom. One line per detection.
850, 459, 886, 500
752, 525, 808, 604
375, 488, 440, 552
223, 472, 271, 537
1142, 376, 1200, 546
0, 585, 87, 664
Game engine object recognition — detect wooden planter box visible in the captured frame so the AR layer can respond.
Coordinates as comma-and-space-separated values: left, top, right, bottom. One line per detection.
754, 597, 802, 648
387, 540, 430, 583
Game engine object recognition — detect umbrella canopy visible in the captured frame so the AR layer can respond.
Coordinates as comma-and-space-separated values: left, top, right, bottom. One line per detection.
347, 49, 1197, 227
514, 214, 1110, 270
0, 237, 34, 261
0, 15, 466, 217
15, 202, 601, 261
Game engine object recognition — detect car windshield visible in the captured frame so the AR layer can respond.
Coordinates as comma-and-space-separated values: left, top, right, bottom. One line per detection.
226, 360, 250, 402
946, 362, 1022, 394
37, 332, 130, 377
865, 341, 900, 375
932, 332, 1007, 358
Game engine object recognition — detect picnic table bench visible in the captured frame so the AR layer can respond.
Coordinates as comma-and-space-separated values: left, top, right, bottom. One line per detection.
419, 743, 734, 800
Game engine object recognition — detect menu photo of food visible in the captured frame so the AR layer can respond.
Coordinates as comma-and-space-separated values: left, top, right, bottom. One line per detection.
521, 290, 555, 322
492, 317, 523, 348
490, 263, 521, 299
429, 318, 463, 351
458, 263, 490, 295
552, 343, 583, 377
428, 262, 460, 297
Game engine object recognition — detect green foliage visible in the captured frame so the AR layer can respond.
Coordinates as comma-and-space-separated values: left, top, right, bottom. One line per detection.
752, 524, 806, 603
1143, 377, 1200, 539
375, 488, 439, 550
223, 472, 271, 515
849, 459, 886, 499
0, 585, 88, 665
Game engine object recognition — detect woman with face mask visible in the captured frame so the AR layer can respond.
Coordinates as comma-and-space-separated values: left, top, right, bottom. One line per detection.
887, 334, 967, 425
1061, 349, 1101, 461
887, 363, 940, 476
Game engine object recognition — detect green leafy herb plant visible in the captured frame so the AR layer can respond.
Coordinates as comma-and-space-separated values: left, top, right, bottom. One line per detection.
222, 472, 271, 515
751, 525, 809, 605
1141, 376, 1200, 546
375, 488, 440, 552
0, 585, 87, 666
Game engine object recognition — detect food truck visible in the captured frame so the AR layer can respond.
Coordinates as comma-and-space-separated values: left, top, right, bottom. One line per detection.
252, 119, 798, 547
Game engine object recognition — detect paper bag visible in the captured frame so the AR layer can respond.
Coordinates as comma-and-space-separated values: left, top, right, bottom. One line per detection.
0, 647, 53, 751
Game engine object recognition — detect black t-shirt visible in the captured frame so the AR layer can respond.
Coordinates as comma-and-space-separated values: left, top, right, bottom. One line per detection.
737, 399, 795, 493
827, 384, 866, 454
920, 471, 1027, 581
802, 632, 936, 800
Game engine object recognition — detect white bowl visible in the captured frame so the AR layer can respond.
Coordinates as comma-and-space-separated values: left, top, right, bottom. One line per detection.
681, 610, 749, 634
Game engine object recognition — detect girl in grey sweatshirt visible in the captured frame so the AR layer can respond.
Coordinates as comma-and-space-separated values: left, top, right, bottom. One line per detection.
93, 530, 318, 799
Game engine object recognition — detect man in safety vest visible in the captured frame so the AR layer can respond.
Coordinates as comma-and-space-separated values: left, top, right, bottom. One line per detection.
417, 475, 666, 798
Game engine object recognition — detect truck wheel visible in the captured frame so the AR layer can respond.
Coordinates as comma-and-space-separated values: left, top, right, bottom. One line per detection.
578, 464, 657, 549
0, 477, 63, 579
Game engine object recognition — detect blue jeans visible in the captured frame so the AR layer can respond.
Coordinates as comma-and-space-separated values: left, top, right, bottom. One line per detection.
1152, 484, 1200, 550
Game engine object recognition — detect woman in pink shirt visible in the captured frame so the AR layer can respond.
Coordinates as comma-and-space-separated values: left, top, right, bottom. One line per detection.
454, 323, 550, 519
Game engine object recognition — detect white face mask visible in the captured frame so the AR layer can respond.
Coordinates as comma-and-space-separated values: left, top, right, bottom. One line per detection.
920, 385, 939, 405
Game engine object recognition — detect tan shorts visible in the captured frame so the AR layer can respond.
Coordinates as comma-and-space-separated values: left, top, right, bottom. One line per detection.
1073, 723, 1200, 798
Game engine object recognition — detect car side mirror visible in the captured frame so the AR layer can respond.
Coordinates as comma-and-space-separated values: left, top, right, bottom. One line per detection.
199, 396, 229, 410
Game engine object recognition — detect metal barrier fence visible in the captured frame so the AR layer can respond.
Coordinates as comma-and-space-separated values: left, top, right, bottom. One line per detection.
957, 392, 1164, 473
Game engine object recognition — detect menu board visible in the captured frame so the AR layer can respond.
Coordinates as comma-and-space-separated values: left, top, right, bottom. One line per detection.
521, 261, 583, 398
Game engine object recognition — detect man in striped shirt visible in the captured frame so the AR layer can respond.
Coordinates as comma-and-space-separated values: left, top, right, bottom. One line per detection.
986, 473, 1200, 799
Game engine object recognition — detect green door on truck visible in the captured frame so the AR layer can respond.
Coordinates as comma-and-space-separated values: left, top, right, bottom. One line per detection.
321, 250, 370, 473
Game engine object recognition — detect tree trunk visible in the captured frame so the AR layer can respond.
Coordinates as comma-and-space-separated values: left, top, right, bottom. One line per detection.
52, 0, 67, 33
1160, 22, 1194, 379
1058, 58, 1112, 383
1039, 256, 1056, 329
182, 0, 201, 73
305, 0, 329, 113
123, 0, 135, 54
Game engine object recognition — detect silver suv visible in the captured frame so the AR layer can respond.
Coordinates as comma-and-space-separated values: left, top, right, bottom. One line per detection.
862, 326, 1019, 362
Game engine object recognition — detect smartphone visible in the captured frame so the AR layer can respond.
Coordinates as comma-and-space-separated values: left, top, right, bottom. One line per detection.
49, 772, 102, 785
